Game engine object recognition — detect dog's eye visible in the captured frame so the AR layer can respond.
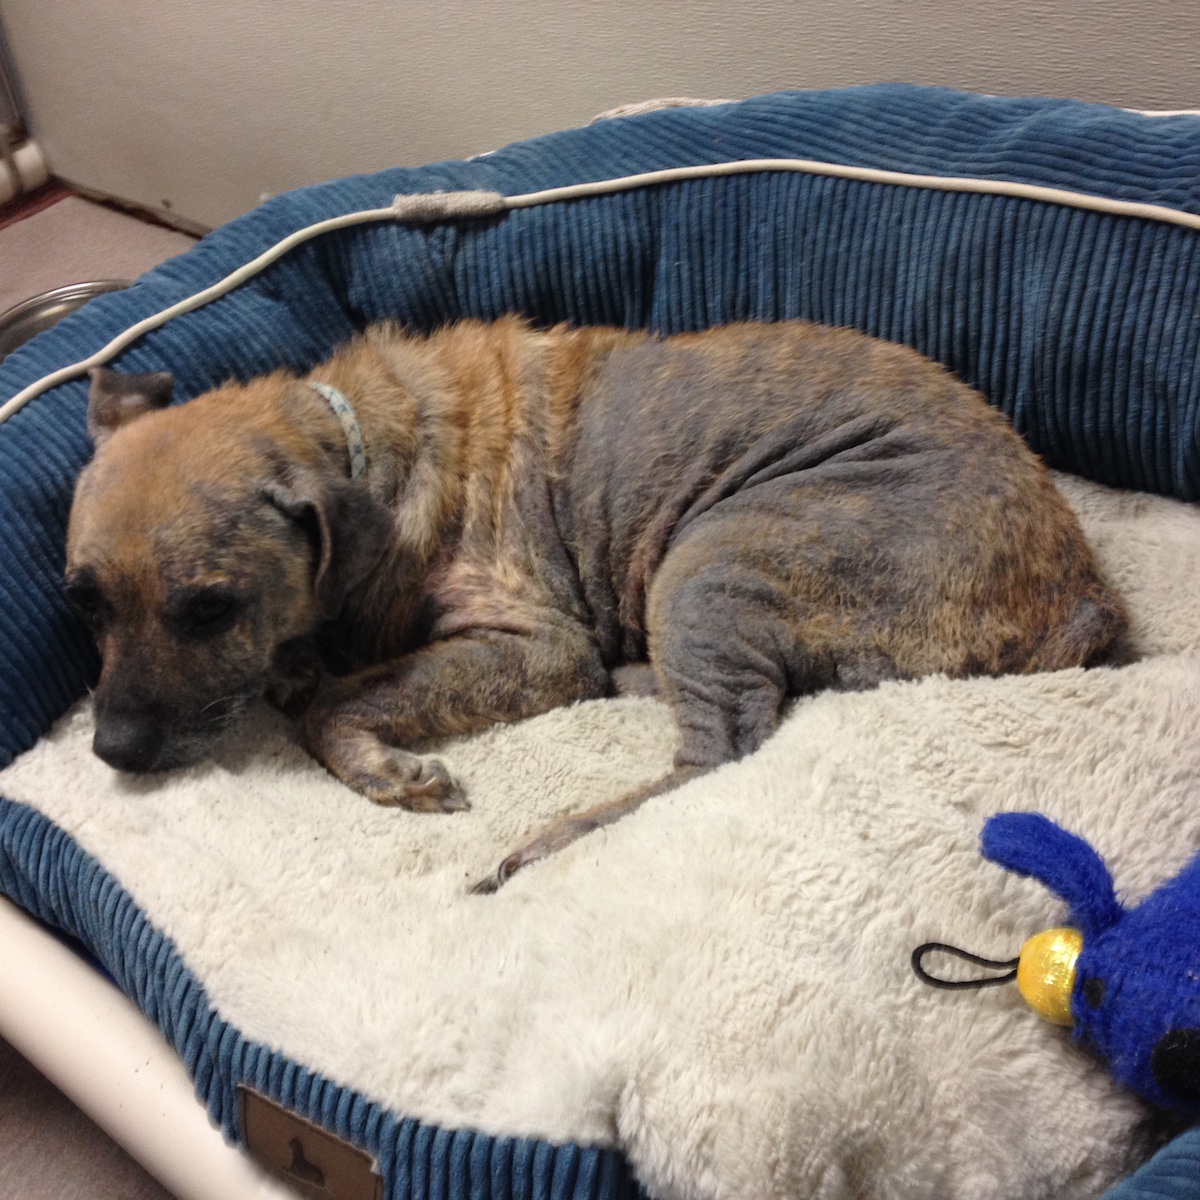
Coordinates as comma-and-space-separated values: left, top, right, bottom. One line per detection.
169, 588, 242, 638
64, 581, 105, 626
184, 590, 239, 627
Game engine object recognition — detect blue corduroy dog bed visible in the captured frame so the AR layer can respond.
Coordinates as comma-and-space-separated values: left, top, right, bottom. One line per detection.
1, 85, 1199, 1199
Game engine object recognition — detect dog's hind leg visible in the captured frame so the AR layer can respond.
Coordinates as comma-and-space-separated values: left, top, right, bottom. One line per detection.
470, 764, 705, 892
472, 513, 835, 891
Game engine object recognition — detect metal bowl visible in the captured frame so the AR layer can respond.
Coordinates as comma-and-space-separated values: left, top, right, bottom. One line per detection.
0, 280, 130, 361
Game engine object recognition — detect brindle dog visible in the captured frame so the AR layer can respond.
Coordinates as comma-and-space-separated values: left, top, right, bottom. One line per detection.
65, 318, 1126, 890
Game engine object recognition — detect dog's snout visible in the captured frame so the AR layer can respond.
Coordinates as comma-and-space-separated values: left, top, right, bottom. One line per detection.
93, 711, 165, 773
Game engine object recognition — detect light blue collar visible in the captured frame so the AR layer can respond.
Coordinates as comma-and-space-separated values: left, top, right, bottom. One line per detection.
308, 382, 368, 481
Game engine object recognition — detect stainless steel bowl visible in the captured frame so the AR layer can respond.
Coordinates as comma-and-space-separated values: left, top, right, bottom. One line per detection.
0, 280, 130, 361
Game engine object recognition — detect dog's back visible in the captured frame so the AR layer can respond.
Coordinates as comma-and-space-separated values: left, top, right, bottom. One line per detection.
540, 320, 1125, 685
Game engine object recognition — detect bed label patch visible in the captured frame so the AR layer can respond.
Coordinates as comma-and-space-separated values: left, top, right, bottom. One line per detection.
238, 1085, 382, 1200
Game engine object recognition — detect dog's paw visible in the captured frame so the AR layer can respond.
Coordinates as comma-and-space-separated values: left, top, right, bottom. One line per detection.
467, 804, 632, 893
469, 849, 530, 895
313, 723, 469, 812
469, 830, 577, 892
408, 758, 469, 812
375, 753, 469, 812
338, 742, 468, 812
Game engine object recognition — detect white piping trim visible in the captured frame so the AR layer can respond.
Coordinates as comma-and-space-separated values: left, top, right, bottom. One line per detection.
0, 204, 404, 426
499, 158, 1200, 230
3, 156, 1197, 427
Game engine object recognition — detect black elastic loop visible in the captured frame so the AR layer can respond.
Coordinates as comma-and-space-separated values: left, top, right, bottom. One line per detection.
911, 942, 1020, 990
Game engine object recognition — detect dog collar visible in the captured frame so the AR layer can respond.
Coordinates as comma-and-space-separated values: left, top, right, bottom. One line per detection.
308, 381, 368, 480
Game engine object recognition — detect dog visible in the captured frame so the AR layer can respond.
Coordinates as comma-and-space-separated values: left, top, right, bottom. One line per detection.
65, 317, 1127, 889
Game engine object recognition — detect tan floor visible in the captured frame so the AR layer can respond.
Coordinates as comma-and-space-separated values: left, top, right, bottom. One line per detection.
0, 193, 196, 314
0, 189, 195, 1200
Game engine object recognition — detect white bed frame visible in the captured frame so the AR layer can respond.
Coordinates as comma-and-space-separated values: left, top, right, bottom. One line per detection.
0, 895, 294, 1200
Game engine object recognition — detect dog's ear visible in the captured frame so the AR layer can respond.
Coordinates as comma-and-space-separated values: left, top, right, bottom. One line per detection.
264, 471, 392, 619
87, 367, 175, 448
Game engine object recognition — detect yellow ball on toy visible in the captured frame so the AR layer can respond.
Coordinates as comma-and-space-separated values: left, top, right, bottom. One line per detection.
1017, 927, 1083, 1027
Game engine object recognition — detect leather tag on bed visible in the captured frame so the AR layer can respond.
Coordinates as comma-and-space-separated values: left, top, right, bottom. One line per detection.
238, 1085, 383, 1200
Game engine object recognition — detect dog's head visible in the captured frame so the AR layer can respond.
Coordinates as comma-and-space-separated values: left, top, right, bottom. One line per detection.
65, 368, 391, 773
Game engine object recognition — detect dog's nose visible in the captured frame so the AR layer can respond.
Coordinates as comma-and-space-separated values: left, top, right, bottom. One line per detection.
93, 713, 165, 773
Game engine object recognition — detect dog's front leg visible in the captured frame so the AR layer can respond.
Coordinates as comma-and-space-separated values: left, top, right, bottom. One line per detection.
304, 626, 606, 812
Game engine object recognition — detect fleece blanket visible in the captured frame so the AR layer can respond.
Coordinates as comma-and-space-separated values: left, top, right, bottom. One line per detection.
2, 469, 1198, 1200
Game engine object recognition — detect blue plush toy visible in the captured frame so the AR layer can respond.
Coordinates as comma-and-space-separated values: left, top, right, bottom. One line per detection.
915, 812, 1200, 1111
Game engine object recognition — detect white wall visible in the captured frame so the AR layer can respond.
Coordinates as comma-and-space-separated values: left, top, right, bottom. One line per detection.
1, 0, 1196, 231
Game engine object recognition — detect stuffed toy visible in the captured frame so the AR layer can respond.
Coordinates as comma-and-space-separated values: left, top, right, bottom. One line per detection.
914, 812, 1200, 1111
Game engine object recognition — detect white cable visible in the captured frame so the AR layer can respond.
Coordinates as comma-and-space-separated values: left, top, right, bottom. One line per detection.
3, 156, 1198, 427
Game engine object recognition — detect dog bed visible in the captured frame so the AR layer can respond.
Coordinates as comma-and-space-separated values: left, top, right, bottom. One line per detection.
1, 85, 1199, 1200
